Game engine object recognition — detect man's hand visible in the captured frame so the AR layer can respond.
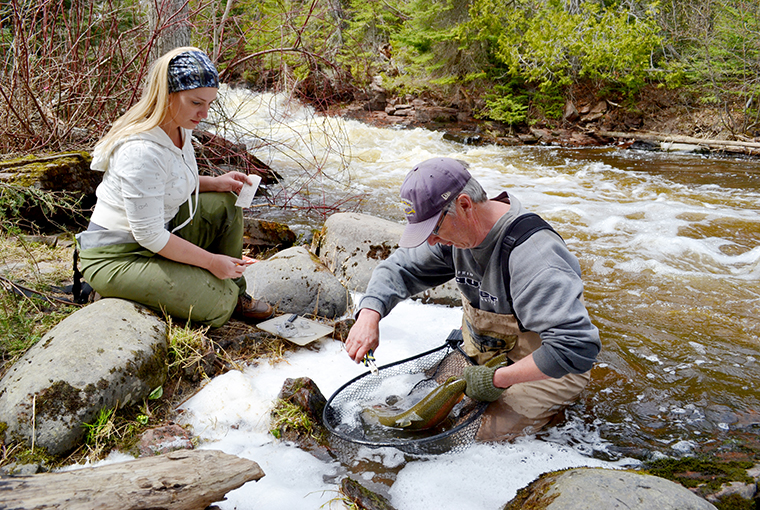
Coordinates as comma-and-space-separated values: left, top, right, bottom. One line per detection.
463, 364, 505, 402
345, 309, 381, 363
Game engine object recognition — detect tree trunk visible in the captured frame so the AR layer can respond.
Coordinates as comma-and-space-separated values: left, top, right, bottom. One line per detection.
0, 449, 264, 510
598, 130, 760, 155
148, 0, 192, 61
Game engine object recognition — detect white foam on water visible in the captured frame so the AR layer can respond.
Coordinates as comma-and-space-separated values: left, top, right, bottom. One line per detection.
177, 298, 631, 510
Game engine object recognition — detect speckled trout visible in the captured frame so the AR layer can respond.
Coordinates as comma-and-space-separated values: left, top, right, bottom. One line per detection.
363, 353, 508, 431
365, 376, 467, 430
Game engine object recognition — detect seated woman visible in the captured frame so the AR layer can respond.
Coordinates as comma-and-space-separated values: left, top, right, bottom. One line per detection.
77, 47, 273, 327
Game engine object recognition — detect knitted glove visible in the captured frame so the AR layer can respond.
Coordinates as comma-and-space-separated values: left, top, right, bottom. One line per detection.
463, 364, 505, 402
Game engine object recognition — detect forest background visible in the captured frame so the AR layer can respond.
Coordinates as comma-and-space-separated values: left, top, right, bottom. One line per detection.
1, 0, 760, 157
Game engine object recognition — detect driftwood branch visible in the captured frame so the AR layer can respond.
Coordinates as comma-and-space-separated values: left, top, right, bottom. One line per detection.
0, 449, 264, 510
598, 130, 760, 154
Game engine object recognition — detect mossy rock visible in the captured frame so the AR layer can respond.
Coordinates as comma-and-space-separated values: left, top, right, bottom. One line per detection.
0, 152, 99, 231
0, 152, 98, 194
503, 467, 717, 510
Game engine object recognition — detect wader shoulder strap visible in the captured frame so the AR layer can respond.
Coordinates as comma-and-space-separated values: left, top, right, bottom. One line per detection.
501, 213, 563, 331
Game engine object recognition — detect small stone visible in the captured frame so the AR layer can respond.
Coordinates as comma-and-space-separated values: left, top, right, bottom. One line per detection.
706, 481, 757, 503
138, 424, 193, 457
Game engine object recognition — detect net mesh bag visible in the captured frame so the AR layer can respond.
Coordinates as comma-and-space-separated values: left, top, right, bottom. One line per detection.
323, 333, 487, 458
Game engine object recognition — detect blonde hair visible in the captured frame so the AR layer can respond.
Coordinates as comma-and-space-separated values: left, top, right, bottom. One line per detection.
93, 46, 204, 155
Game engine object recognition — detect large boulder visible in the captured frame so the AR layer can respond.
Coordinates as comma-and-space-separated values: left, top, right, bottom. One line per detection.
314, 212, 460, 305
0, 299, 168, 455
244, 246, 349, 318
505, 467, 717, 510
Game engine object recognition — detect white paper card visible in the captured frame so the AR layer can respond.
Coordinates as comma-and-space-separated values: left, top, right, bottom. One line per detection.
235, 175, 262, 208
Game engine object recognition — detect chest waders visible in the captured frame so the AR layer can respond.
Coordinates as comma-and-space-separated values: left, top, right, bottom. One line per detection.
458, 213, 592, 442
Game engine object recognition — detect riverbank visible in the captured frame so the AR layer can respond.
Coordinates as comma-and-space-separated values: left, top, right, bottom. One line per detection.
331, 82, 760, 158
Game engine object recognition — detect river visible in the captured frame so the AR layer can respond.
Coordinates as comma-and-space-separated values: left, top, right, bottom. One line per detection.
208, 87, 760, 463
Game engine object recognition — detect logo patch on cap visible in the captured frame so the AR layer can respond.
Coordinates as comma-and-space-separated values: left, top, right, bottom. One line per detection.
400, 198, 415, 216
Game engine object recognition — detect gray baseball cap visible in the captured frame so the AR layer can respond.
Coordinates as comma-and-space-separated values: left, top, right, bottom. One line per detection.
398, 157, 471, 248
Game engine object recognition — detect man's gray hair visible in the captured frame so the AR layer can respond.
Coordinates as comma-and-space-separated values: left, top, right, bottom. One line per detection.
443, 161, 487, 212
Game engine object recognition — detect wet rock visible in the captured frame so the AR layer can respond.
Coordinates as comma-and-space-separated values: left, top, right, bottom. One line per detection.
504, 468, 718, 510
314, 212, 460, 305
244, 245, 349, 318
443, 132, 485, 145
138, 423, 194, 457
271, 377, 330, 454
504, 468, 716, 510
564, 100, 580, 122
364, 76, 387, 112
243, 217, 296, 254
341, 477, 397, 510
277, 377, 326, 422
0, 299, 167, 455
415, 106, 459, 123
0, 462, 43, 476
631, 139, 660, 151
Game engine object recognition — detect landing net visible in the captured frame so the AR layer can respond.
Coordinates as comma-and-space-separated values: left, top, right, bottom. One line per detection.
323, 333, 487, 458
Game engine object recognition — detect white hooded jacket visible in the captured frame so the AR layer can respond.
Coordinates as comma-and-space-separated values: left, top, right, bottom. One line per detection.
87, 125, 199, 253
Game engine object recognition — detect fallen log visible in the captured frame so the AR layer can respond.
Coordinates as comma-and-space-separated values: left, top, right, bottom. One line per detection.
598, 130, 760, 155
0, 449, 264, 510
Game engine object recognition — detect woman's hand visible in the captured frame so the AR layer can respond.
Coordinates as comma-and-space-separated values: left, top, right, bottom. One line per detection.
158, 235, 251, 280
206, 253, 251, 280
200, 171, 252, 193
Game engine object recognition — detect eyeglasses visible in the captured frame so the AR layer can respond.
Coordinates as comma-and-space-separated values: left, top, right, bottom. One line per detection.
431, 209, 448, 236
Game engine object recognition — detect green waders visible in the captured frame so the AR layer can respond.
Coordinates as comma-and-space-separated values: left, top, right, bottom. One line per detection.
78, 192, 245, 328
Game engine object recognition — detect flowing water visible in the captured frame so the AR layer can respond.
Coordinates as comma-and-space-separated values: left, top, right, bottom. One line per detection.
210, 87, 760, 460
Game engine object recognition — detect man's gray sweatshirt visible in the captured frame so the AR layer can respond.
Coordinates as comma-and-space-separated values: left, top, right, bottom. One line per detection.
357, 193, 601, 379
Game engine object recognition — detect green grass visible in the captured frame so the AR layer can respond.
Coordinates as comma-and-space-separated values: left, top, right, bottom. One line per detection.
0, 233, 78, 376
